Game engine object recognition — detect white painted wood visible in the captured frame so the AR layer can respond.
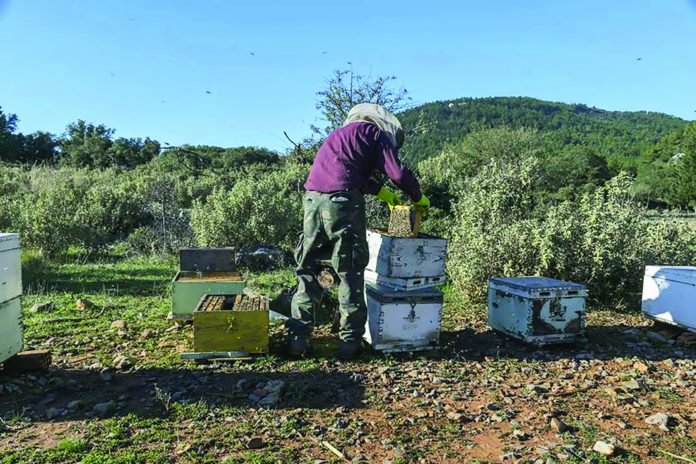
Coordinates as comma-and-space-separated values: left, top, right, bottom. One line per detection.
0, 233, 21, 304
0, 297, 23, 364
364, 269, 446, 290
366, 229, 447, 278
363, 284, 442, 352
642, 266, 696, 331
488, 277, 586, 345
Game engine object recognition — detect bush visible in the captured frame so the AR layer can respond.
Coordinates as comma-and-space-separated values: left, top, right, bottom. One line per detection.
448, 158, 696, 308
17, 168, 147, 257
190, 163, 308, 250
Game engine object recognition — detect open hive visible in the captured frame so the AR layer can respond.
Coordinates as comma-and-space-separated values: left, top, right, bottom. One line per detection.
171, 271, 246, 320
193, 294, 269, 354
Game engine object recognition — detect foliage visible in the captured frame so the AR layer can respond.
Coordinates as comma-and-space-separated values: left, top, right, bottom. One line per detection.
0, 107, 58, 164
446, 142, 696, 307
398, 97, 686, 171
190, 163, 309, 250
312, 67, 411, 136
634, 121, 696, 208
60, 120, 160, 169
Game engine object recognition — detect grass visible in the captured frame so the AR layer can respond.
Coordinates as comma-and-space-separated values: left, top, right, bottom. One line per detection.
0, 252, 695, 463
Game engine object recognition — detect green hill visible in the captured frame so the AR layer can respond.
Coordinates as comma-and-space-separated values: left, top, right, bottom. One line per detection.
398, 97, 688, 169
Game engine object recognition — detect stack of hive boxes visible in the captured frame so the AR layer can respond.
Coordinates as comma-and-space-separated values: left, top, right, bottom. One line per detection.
0, 233, 23, 365
363, 220, 448, 352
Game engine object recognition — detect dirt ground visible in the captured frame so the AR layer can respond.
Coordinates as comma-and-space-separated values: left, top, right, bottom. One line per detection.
1, 260, 695, 463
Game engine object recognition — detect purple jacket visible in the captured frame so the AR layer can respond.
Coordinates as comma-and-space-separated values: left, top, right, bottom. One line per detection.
304, 122, 422, 201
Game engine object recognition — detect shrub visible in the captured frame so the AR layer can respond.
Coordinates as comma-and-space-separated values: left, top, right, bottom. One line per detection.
190, 163, 308, 250
448, 160, 696, 308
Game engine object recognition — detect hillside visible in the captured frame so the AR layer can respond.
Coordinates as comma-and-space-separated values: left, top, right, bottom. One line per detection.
398, 97, 688, 168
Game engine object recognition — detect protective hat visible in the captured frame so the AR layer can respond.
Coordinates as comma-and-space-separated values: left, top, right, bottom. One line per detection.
342, 103, 404, 149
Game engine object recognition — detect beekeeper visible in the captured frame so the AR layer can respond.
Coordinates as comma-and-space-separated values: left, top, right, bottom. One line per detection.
288, 103, 429, 359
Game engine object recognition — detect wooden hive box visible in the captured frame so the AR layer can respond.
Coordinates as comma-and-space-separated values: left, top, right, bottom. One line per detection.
364, 283, 443, 352
193, 294, 269, 354
0, 233, 23, 365
488, 276, 586, 345
172, 271, 246, 320
366, 229, 448, 279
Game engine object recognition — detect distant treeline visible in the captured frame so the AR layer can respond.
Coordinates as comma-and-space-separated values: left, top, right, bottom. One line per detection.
1, 96, 695, 209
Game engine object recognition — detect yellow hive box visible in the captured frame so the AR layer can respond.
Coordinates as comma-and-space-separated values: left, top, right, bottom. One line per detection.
193, 294, 269, 354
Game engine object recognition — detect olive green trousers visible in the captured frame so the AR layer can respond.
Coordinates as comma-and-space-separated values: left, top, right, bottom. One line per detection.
289, 191, 369, 343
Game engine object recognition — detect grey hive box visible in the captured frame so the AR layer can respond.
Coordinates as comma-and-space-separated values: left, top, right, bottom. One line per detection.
488, 276, 586, 345
365, 229, 447, 281
0, 233, 23, 364
363, 283, 443, 352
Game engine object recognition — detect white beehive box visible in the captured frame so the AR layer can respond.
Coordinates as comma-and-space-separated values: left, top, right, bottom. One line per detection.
0, 233, 22, 304
363, 283, 443, 352
642, 266, 696, 331
364, 269, 447, 291
0, 233, 23, 364
366, 229, 447, 279
488, 277, 586, 345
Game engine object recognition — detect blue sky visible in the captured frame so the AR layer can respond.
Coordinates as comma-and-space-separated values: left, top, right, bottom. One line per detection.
1, 0, 695, 152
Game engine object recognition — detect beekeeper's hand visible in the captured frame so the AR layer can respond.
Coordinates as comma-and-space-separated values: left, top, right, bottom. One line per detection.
413, 194, 430, 212
375, 187, 401, 211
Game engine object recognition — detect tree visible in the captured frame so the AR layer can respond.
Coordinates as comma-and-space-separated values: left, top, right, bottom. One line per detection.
666, 123, 696, 208
59, 120, 161, 169
0, 108, 23, 162
60, 120, 114, 168
312, 67, 411, 136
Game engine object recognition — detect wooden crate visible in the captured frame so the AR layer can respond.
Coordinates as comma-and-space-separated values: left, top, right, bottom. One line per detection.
171, 271, 246, 320
193, 294, 269, 354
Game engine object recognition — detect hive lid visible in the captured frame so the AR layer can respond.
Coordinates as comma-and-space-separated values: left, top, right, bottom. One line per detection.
179, 247, 236, 272
0, 233, 20, 253
489, 276, 585, 291
644, 266, 696, 286
365, 282, 444, 299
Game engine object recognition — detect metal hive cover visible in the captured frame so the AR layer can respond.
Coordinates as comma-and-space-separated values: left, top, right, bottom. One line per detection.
489, 276, 585, 291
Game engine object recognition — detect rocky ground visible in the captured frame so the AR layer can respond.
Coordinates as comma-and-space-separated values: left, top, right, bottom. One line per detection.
0, 258, 695, 463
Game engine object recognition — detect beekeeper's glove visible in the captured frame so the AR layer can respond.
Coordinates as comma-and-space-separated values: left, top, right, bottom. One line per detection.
413, 194, 430, 212
375, 187, 401, 211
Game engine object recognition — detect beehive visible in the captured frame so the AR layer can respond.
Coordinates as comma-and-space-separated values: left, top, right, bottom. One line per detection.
488, 277, 586, 345
365, 229, 448, 279
193, 294, 269, 354
172, 271, 247, 319
642, 266, 696, 331
0, 233, 23, 365
364, 283, 443, 352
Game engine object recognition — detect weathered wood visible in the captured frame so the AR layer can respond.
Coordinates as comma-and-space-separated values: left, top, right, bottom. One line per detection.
2, 350, 51, 373
366, 229, 448, 278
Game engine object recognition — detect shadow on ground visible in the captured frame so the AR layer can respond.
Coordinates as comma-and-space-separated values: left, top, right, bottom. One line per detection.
392, 323, 696, 363
0, 367, 365, 424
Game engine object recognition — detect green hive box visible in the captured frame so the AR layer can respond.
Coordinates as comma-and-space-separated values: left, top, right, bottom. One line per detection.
171, 248, 246, 320
172, 271, 247, 320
